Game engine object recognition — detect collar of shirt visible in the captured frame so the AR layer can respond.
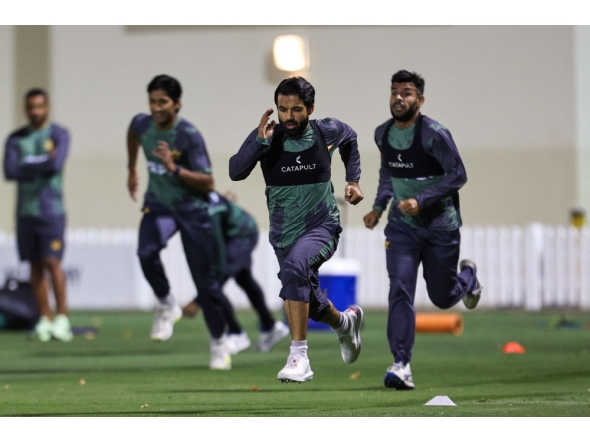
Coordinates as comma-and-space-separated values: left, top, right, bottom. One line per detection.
283, 124, 316, 153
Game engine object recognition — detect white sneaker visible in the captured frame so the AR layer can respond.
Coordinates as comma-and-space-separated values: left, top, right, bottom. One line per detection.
210, 335, 232, 370
255, 321, 290, 353
277, 353, 313, 383
460, 259, 483, 310
51, 314, 73, 342
227, 331, 251, 355
35, 316, 53, 342
336, 305, 363, 364
384, 362, 415, 390
150, 298, 182, 342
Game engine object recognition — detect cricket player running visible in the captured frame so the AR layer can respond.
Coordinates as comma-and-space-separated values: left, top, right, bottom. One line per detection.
127, 74, 231, 370
229, 77, 364, 383
363, 70, 482, 390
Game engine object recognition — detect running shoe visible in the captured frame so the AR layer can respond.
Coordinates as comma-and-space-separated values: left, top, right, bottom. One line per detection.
51, 314, 73, 342
384, 361, 415, 390
150, 298, 182, 341
227, 331, 251, 355
460, 259, 483, 310
35, 316, 53, 342
255, 320, 290, 352
210, 335, 232, 370
277, 353, 313, 383
337, 305, 363, 364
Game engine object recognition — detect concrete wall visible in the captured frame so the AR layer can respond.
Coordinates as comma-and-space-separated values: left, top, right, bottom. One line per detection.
0, 25, 579, 233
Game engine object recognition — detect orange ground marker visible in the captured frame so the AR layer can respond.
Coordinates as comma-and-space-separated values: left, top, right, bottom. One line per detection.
502, 342, 526, 353
415, 313, 464, 336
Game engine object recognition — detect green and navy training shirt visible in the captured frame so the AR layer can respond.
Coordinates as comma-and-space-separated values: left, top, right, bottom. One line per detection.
129, 113, 212, 214
229, 118, 361, 248
3, 123, 69, 219
372, 114, 466, 230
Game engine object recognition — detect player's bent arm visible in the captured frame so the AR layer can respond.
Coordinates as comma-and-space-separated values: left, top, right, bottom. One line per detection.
322, 119, 361, 183
127, 129, 141, 173
229, 130, 269, 181
175, 168, 214, 193
363, 209, 383, 230
373, 162, 395, 211
414, 130, 467, 210
21, 128, 70, 175
3, 137, 34, 181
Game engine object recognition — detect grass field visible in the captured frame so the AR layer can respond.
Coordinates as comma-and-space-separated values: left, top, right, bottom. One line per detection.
1, 309, 589, 417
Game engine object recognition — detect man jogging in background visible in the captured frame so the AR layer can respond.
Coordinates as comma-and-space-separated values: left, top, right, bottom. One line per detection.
363, 70, 482, 390
3, 88, 72, 342
229, 77, 364, 383
182, 190, 290, 354
127, 74, 231, 370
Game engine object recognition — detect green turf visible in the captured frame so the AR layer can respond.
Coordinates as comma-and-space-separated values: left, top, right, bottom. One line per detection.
1, 309, 589, 416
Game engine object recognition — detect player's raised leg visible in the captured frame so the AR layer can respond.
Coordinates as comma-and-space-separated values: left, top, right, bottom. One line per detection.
137, 213, 182, 342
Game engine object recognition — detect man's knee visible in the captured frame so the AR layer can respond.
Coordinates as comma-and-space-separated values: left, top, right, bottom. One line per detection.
41, 257, 62, 273
280, 259, 308, 286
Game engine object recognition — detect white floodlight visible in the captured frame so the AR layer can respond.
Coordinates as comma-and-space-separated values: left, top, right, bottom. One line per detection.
273, 35, 309, 72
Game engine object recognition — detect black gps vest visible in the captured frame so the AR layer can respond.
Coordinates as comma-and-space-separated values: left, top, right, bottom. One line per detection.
261, 120, 332, 187
381, 114, 445, 179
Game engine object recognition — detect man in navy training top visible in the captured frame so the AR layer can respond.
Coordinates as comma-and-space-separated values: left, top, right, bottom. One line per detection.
182, 191, 289, 354
3, 88, 72, 342
127, 74, 231, 370
363, 70, 482, 390
229, 76, 365, 383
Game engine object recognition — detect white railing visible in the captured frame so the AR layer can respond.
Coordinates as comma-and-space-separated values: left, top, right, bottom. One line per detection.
1, 224, 589, 311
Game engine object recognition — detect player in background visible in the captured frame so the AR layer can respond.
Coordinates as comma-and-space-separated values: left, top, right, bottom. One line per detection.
229, 77, 364, 383
363, 70, 482, 390
127, 74, 231, 370
182, 190, 290, 354
3, 88, 72, 342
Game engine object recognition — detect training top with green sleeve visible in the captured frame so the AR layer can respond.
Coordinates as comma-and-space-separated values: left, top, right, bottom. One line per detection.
372, 113, 467, 230
229, 118, 361, 249
3, 123, 69, 218
129, 113, 212, 214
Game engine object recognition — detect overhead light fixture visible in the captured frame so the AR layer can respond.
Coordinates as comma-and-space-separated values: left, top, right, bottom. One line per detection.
273, 35, 309, 72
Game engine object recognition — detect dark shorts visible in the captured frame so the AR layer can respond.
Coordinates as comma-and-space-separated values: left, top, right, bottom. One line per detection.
17, 215, 66, 262
274, 223, 341, 321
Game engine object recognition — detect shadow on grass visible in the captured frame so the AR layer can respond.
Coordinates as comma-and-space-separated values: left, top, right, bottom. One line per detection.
0, 365, 207, 375
29, 349, 180, 358
163, 386, 387, 394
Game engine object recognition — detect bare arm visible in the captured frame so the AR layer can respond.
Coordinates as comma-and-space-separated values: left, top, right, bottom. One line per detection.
127, 129, 141, 202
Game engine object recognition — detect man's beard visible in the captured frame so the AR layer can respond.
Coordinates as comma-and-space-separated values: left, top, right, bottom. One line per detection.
281, 117, 309, 138
391, 102, 419, 122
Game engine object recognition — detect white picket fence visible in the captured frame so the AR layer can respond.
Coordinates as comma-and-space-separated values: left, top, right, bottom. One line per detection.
1, 224, 589, 311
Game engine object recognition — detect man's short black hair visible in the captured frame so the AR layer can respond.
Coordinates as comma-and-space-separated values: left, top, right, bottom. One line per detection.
391, 70, 425, 95
147, 75, 182, 102
25, 88, 49, 102
274, 77, 315, 109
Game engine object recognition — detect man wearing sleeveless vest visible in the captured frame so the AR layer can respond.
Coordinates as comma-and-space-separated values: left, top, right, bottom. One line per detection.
363, 70, 482, 390
230, 77, 365, 383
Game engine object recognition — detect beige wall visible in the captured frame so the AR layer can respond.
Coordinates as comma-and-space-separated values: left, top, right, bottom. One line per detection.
0, 26, 15, 232
0, 26, 579, 232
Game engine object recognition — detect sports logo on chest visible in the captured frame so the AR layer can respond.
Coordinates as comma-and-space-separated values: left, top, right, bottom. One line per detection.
388, 153, 414, 169
281, 155, 317, 173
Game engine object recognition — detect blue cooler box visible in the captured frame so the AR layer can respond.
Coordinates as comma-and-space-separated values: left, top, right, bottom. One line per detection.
308, 258, 360, 330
